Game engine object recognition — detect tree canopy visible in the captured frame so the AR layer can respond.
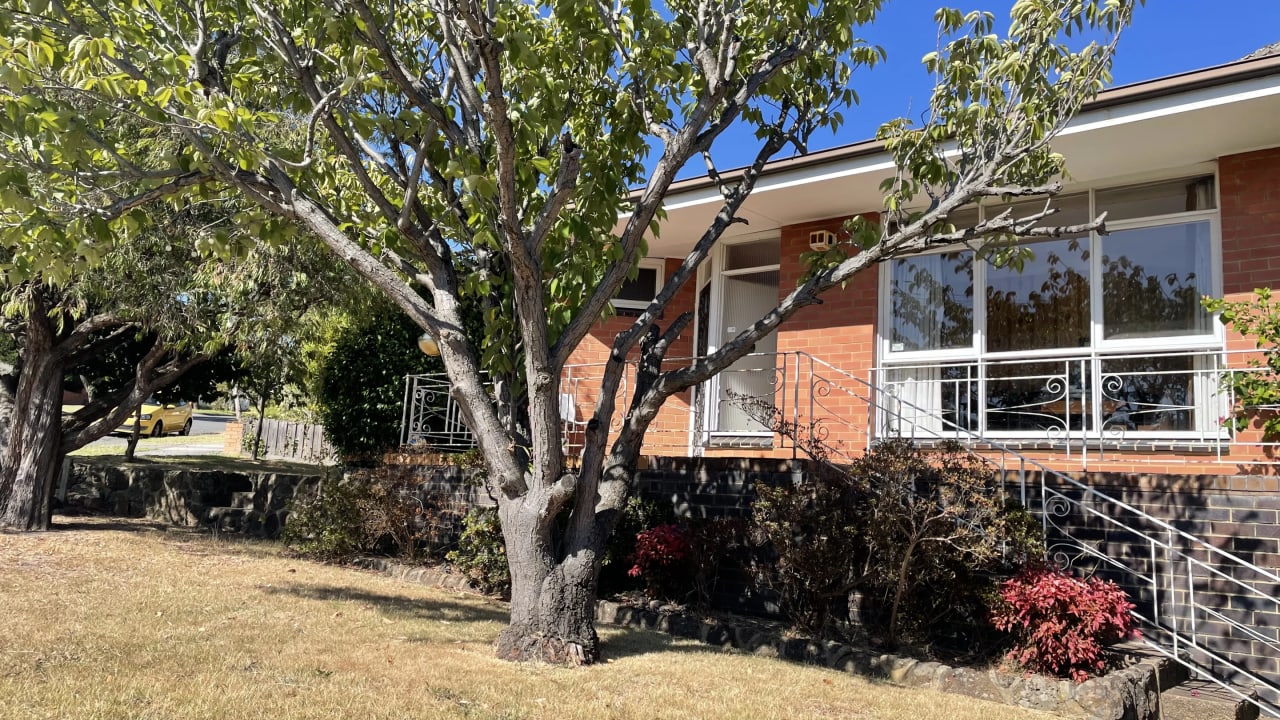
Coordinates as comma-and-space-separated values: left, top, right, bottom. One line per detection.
0, 0, 1138, 659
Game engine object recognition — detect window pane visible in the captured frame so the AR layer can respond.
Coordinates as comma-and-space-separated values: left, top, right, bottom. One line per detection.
725, 239, 780, 270
1102, 221, 1213, 340
985, 236, 1091, 353
985, 192, 1091, 228
985, 359, 1094, 433
1096, 176, 1215, 222
616, 267, 659, 303
1099, 356, 1198, 432
890, 252, 973, 352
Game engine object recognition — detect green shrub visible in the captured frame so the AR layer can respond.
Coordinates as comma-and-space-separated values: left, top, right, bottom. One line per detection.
1204, 288, 1280, 438
282, 469, 451, 561
447, 508, 511, 597
313, 300, 442, 461
282, 476, 369, 560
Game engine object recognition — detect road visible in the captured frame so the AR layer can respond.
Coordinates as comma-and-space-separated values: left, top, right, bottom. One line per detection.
82, 413, 237, 454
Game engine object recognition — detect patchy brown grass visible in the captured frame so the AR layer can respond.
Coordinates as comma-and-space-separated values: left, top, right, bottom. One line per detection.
0, 518, 1048, 720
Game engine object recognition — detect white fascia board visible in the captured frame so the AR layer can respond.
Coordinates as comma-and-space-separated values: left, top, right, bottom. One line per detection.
648, 74, 1280, 217
1060, 74, 1280, 137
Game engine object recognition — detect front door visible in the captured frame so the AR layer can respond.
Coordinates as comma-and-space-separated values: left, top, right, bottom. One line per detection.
701, 238, 781, 439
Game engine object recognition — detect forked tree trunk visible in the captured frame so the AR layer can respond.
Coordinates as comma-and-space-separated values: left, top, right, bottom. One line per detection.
494, 507, 606, 664
0, 346, 65, 531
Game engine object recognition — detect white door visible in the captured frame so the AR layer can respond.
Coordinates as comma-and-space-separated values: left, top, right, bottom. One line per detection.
706, 238, 781, 437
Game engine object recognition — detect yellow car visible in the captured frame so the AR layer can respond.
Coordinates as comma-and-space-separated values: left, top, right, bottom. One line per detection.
116, 398, 194, 437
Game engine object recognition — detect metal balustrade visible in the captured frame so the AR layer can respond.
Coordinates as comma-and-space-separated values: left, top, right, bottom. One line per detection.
401, 349, 1280, 715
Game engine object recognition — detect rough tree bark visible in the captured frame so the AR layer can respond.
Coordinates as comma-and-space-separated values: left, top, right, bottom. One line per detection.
0, 309, 65, 530
0, 299, 209, 530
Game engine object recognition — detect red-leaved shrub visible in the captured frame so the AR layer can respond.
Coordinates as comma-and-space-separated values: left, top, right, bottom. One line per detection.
628, 523, 693, 600
991, 565, 1136, 681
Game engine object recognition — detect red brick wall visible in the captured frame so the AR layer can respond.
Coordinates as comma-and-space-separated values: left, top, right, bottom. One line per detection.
564, 146, 1280, 471
773, 216, 879, 459
1217, 147, 1280, 461
563, 258, 698, 456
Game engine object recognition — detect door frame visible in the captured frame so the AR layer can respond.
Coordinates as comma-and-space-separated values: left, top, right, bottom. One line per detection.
693, 232, 782, 447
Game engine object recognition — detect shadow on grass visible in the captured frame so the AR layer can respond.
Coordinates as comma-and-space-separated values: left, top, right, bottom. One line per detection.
50, 517, 175, 534
259, 582, 730, 662
259, 583, 512, 625
598, 625, 729, 661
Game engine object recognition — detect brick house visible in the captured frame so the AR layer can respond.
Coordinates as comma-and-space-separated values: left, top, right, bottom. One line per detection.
402, 51, 1280, 709
566, 52, 1280, 706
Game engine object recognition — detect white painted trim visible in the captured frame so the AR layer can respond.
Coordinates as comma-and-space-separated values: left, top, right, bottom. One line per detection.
611, 257, 666, 311
648, 77, 1280, 217
877, 172, 1228, 440
699, 235, 782, 441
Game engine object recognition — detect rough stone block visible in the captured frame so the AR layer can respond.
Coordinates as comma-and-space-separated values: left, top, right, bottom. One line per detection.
935, 668, 1003, 703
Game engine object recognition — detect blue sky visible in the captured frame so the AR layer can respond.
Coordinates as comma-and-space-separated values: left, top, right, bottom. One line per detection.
684, 1, 1280, 179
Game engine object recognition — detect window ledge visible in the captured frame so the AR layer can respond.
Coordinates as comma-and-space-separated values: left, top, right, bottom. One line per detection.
904, 438, 1226, 456
706, 435, 775, 450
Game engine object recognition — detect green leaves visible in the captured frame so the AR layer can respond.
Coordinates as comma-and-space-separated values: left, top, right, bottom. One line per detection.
875, 0, 1139, 250
1203, 289, 1280, 439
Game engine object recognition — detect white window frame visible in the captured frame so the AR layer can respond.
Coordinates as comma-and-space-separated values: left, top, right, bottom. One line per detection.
611, 257, 666, 311
876, 170, 1226, 440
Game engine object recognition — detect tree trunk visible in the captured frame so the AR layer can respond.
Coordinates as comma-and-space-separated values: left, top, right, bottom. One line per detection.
252, 391, 268, 460
123, 406, 142, 462
0, 346, 65, 531
495, 512, 603, 665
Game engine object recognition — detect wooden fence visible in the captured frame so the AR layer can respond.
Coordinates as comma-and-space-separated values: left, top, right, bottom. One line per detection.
240, 418, 337, 464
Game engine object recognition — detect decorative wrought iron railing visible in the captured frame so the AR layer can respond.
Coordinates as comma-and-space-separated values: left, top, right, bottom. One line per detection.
400, 373, 480, 449
859, 356, 1280, 718
401, 349, 1280, 714
873, 348, 1280, 472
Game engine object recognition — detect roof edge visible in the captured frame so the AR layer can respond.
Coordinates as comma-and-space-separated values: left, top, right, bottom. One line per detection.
650, 52, 1280, 200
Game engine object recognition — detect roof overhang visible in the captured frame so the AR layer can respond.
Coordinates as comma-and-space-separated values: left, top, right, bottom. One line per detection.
636, 54, 1280, 257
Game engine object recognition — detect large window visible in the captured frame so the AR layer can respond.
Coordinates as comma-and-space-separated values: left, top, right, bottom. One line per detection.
880, 175, 1221, 439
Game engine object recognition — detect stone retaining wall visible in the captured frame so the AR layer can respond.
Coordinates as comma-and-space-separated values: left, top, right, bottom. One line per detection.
346, 453, 1280, 700
63, 458, 325, 537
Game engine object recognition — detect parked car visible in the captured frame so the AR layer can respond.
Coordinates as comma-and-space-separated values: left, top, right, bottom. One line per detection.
117, 399, 193, 437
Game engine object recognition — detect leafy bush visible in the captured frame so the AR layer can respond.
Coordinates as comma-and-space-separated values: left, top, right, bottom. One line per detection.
355, 467, 452, 561
282, 476, 369, 560
447, 508, 511, 597
752, 435, 1043, 650
991, 565, 1136, 681
282, 469, 449, 561
854, 439, 1038, 648
685, 517, 752, 608
313, 304, 442, 461
1204, 288, 1280, 438
627, 523, 693, 600
596, 496, 671, 591
753, 462, 866, 635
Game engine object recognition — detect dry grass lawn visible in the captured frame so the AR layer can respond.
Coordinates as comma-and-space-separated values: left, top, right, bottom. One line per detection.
0, 517, 1049, 720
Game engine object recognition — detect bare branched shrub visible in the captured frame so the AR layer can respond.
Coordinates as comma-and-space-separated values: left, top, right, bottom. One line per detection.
741, 396, 1041, 653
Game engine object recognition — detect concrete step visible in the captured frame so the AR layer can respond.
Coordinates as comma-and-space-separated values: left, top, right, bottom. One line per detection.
229, 491, 258, 509
1160, 680, 1261, 720
1114, 640, 1192, 689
